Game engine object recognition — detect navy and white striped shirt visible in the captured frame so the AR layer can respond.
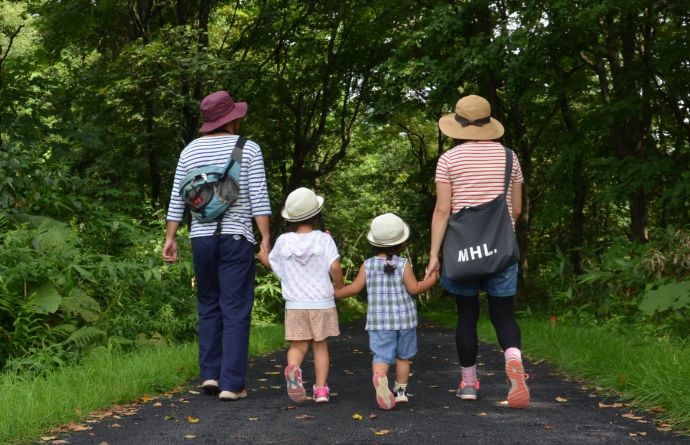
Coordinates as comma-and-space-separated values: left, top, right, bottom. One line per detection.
166, 135, 272, 242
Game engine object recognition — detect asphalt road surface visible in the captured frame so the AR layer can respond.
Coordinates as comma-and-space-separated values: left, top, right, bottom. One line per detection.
50, 322, 689, 445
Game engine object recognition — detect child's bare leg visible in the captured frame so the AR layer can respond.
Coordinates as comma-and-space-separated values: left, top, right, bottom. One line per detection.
395, 358, 410, 384
372, 362, 390, 376
287, 340, 309, 366
311, 339, 329, 388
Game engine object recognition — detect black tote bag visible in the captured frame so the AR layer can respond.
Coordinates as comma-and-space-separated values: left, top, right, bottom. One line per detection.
442, 148, 520, 282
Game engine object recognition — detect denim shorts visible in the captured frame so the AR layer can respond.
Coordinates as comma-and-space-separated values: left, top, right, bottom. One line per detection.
441, 262, 518, 297
368, 328, 417, 365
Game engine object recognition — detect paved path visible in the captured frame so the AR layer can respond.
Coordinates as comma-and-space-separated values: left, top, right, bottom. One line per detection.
54, 322, 688, 444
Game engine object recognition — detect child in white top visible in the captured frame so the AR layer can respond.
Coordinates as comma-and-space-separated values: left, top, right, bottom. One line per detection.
335, 213, 437, 410
266, 188, 344, 404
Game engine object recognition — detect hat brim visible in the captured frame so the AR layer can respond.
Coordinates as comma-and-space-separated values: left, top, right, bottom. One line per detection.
199, 102, 248, 133
281, 195, 325, 222
438, 113, 504, 140
366, 221, 410, 247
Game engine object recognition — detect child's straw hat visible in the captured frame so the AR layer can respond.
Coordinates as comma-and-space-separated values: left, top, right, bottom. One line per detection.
367, 213, 410, 247
281, 187, 324, 222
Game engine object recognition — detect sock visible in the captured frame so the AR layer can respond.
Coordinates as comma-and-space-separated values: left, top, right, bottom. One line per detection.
461, 365, 478, 385
394, 381, 407, 392
504, 347, 522, 363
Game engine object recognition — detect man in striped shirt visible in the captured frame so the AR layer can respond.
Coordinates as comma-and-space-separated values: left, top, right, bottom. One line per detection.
162, 91, 271, 401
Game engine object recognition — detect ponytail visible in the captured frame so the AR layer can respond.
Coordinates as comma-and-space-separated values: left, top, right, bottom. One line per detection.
383, 252, 396, 274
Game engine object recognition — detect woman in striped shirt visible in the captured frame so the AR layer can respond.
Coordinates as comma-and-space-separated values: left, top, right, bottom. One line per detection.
425, 95, 530, 408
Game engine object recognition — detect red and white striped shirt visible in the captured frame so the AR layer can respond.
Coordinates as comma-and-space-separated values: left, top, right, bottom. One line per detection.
435, 141, 524, 226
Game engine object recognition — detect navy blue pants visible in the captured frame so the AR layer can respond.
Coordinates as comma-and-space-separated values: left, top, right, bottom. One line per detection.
191, 234, 255, 392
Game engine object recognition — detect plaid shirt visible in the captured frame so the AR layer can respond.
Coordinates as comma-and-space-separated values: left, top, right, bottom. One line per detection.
364, 256, 418, 331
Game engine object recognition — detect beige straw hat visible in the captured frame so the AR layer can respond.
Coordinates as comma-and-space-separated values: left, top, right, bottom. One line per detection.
281, 187, 325, 222
438, 95, 504, 140
366, 213, 410, 247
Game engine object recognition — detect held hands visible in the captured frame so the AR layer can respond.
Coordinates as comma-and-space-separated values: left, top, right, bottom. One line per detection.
257, 237, 271, 269
424, 255, 440, 280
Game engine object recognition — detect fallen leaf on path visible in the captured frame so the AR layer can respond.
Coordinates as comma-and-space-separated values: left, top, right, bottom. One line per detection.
249, 417, 259, 421
295, 414, 314, 420
447, 389, 455, 393
264, 371, 280, 375
140, 395, 154, 403
187, 416, 200, 423
270, 385, 282, 389
153, 402, 162, 407
544, 425, 556, 430
164, 415, 176, 421
484, 372, 495, 376
598, 402, 624, 408
111, 424, 121, 429
50, 441, 68, 445
372, 429, 390, 436
497, 400, 509, 406
428, 385, 439, 388
65, 423, 92, 432
477, 412, 487, 416
555, 396, 568, 403
352, 413, 363, 420
442, 406, 449, 409
184, 434, 196, 439
41, 436, 58, 441
657, 422, 672, 432
622, 413, 643, 420
257, 378, 268, 382
189, 390, 200, 395
649, 406, 666, 413
638, 432, 647, 436
98, 442, 110, 445
282, 405, 297, 410
369, 413, 378, 419
330, 392, 338, 397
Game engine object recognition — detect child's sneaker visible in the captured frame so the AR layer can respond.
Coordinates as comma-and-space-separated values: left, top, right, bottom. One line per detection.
372, 372, 396, 410
394, 387, 408, 403
456, 379, 480, 400
313, 385, 330, 403
505, 358, 530, 408
284, 364, 307, 403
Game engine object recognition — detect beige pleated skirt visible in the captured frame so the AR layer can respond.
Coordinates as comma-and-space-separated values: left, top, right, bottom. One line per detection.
284, 307, 340, 342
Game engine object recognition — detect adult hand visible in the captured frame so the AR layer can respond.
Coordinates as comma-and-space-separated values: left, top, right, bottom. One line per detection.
258, 237, 271, 268
162, 238, 178, 264
425, 255, 440, 280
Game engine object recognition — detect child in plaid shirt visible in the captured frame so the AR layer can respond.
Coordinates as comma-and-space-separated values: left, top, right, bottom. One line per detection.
335, 213, 437, 410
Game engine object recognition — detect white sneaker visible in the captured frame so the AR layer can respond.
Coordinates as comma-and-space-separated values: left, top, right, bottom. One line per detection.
219, 389, 248, 401
394, 388, 409, 403
201, 379, 219, 395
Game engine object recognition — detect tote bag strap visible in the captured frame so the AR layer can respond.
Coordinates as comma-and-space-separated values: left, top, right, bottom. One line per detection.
503, 147, 513, 195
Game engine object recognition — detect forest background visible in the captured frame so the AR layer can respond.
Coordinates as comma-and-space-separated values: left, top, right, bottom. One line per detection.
1, 0, 689, 377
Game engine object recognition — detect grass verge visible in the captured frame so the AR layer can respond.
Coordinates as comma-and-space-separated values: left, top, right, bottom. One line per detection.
421, 307, 690, 432
0, 323, 285, 444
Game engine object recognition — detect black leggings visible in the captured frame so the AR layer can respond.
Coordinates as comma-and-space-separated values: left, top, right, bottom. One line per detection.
455, 294, 521, 367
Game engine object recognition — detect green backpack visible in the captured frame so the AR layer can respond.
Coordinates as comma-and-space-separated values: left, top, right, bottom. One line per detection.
179, 136, 246, 233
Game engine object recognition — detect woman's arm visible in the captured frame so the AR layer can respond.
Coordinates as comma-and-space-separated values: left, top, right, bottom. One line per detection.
426, 182, 452, 279
403, 262, 438, 295
334, 264, 366, 298
511, 181, 522, 222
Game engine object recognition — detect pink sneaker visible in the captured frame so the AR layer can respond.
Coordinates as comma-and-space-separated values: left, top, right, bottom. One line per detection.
313, 385, 330, 403
284, 364, 306, 403
506, 359, 530, 409
372, 372, 396, 410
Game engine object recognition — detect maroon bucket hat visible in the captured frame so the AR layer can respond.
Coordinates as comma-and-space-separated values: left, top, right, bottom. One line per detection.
198, 90, 248, 133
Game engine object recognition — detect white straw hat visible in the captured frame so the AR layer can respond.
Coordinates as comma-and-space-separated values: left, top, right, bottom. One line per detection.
438, 95, 504, 140
281, 187, 325, 222
366, 213, 410, 247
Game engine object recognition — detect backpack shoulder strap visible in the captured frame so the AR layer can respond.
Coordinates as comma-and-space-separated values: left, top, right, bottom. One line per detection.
222, 135, 247, 178
503, 147, 513, 195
